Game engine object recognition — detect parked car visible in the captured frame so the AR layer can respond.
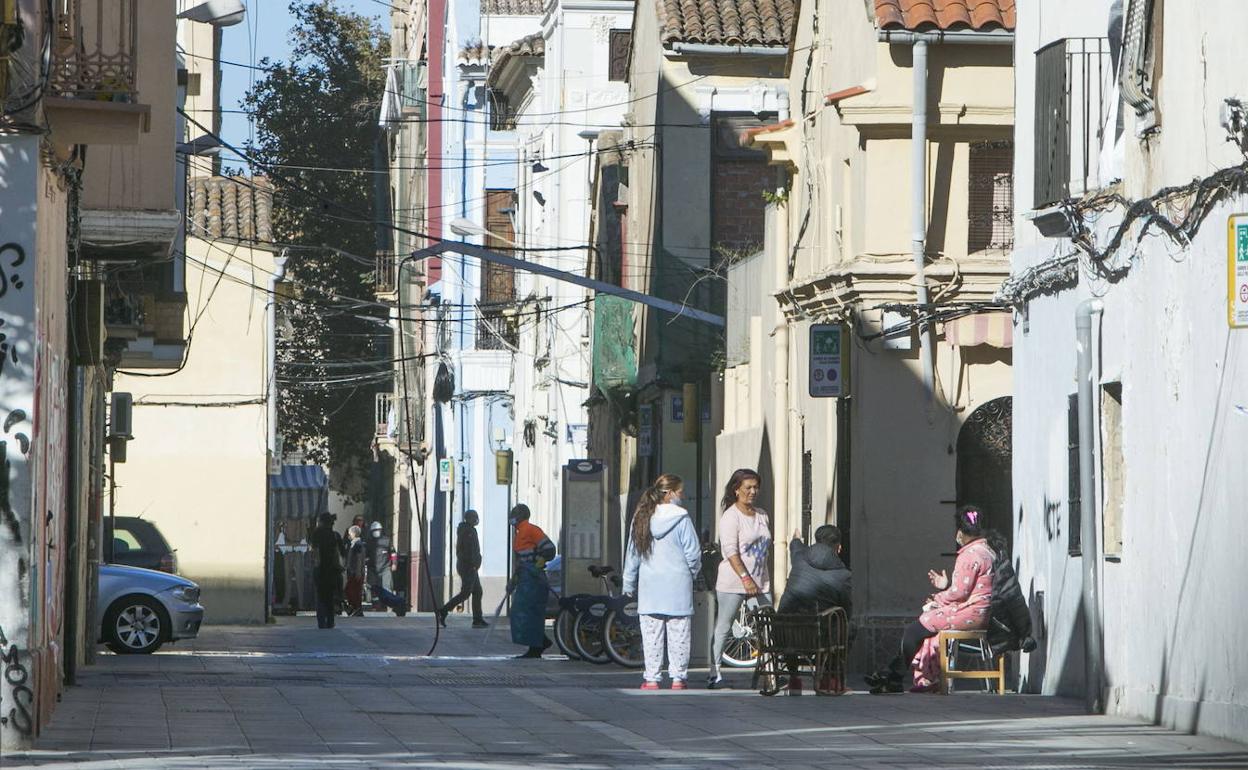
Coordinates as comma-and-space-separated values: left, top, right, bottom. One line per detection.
105, 516, 178, 574
97, 564, 204, 654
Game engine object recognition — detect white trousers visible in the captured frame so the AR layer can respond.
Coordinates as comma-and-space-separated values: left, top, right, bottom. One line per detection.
639, 614, 692, 683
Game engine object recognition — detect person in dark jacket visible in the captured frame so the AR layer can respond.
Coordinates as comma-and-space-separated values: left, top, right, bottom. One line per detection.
985, 530, 1036, 653
438, 510, 487, 628
311, 512, 344, 629
778, 525, 852, 617
365, 521, 408, 616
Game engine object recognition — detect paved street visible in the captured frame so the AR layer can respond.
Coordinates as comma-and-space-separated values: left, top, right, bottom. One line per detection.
3, 615, 1245, 769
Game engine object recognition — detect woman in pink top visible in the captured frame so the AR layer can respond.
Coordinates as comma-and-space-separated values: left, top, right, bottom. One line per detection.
707, 468, 772, 688
866, 506, 996, 694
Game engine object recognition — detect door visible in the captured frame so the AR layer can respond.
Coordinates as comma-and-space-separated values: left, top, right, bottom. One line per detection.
956, 396, 1013, 555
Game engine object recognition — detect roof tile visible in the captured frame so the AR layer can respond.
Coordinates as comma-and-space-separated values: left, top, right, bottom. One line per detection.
658, 0, 796, 47
874, 0, 1015, 32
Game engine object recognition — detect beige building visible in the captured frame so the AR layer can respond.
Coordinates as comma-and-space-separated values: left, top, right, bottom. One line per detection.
730, 0, 1016, 668
113, 177, 276, 625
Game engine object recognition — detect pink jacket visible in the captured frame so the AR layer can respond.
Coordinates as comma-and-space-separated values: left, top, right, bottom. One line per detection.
919, 538, 995, 633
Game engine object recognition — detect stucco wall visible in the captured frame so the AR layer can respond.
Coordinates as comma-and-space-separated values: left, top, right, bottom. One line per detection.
114, 238, 275, 624
1011, 0, 1248, 741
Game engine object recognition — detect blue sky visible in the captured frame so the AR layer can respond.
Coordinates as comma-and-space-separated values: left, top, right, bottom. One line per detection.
218, 0, 386, 155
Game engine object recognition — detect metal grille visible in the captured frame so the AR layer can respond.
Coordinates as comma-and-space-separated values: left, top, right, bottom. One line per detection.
608, 30, 631, 82
968, 141, 1014, 253
50, 0, 138, 101
476, 307, 518, 350
375, 393, 395, 438
375, 251, 396, 294
1033, 38, 1111, 208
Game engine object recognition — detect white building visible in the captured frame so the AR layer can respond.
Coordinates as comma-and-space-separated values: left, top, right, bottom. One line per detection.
1007, 0, 1248, 740
484, 1, 631, 542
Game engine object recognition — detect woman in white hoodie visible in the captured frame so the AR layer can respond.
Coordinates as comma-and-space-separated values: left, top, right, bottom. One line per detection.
623, 474, 704, 690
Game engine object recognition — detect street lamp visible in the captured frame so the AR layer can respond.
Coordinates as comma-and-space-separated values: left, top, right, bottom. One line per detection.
449, 218, 516, 246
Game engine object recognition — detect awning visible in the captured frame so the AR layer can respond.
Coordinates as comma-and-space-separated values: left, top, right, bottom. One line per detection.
946, 312, 1013, 348
269, 464, 329, 519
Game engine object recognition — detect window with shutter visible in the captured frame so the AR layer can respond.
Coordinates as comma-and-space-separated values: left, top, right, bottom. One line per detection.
968, 140, 1014, 254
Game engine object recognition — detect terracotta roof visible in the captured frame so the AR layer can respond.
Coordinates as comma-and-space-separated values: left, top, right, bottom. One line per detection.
458, 40, 494, 66
874, 0, 1015, 32
480, 0, 544, 15
188, 176, 272, 243
658, 0, 797, 47
487, 33, 545, 86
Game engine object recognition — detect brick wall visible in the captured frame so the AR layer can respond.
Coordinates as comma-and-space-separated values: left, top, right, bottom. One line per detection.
711, 158, 769, 256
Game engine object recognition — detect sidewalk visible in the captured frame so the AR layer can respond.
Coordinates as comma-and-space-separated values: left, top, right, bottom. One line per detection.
5, 614, 1246, 769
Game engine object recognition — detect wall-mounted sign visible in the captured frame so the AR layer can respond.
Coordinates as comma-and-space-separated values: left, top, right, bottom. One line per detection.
438, 457, 454, 492
670, 395, 711, 423
809, 324, 846, 398
1229, 215, 1248, 327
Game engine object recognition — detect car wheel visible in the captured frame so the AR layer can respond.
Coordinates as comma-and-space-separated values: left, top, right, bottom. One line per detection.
104, 595, 168, 654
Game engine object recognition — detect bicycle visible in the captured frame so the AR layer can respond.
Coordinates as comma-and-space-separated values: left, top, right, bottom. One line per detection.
553, 564, 618, 662
601, 594, 644, 668
570, 565, 626, 665
719, 598, 762, 668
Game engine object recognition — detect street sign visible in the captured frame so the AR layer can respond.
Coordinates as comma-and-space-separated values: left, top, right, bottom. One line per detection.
638, 404, 653, 457
1229, 215, 1248, 327
809, 324, 846, 398
438, 457, 454, 492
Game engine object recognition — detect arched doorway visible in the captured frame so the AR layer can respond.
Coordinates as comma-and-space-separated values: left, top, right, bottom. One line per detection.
956, 396, 1013, 554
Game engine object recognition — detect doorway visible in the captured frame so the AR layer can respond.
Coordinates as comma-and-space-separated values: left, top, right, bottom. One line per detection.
956, 396, 1013, 554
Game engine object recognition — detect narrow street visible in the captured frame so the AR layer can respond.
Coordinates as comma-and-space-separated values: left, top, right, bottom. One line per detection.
5, 616, 1245, 770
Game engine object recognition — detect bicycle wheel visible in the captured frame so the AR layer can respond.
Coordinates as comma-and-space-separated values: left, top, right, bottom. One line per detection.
602, 600, 644, 668
554, 605, 582, 660
720, 603, 759, 668
572, 599, 611, 664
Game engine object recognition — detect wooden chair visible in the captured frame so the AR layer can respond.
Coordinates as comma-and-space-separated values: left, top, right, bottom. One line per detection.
751, 606, 849, 696
937, 629, 1006, 694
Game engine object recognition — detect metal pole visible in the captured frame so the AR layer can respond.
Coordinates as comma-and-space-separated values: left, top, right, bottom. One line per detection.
695, 379, 704, 534
911, 38, 935, 401
1076, 298, 1105, 713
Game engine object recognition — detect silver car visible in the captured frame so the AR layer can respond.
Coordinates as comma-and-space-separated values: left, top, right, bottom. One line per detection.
97, 564, 204, 654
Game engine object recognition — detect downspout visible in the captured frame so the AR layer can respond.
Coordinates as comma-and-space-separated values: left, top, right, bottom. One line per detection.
910, 38, 935, 400
772, 168, 791, 596
878, 29, 1014, 401
265, 251, 289, 624
1076, 298, 1105, 714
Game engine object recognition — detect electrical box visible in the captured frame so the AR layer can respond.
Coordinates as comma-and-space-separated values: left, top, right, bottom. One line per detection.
109, 392, 133, 440
560, 459, 607, 597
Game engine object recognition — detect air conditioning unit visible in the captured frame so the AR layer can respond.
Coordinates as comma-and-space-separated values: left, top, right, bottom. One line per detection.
109, 392, 134, 440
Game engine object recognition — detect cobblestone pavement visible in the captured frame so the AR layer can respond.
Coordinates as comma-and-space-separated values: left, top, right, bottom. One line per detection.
5, 614, 1247, 769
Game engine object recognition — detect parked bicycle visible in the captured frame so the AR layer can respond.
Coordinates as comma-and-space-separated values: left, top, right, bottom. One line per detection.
553, 565, 619, 662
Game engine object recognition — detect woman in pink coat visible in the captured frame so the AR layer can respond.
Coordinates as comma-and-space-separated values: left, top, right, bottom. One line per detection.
865, 506, 995, 693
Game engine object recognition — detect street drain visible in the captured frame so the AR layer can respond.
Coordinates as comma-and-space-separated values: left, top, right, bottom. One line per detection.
422, 675, 532, 687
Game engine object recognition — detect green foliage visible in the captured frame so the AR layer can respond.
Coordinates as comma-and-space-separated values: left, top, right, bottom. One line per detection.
244, 1, 390, 495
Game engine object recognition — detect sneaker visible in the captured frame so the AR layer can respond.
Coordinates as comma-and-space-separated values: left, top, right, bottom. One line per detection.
472, 619, 489, 628
640, 681, 660, 691
909, 682, 940, 694
869, 679, 904, 695
515, 647, 543, 659
706, 675, 724, 690
670, 680, 687, 690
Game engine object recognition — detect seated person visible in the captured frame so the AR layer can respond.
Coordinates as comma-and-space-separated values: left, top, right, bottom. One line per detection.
775, 525, 852, 694
778, 525, 851, 616
865, 506, 995, 694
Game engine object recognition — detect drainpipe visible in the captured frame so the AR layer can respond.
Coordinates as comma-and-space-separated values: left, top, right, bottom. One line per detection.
772, 169, 791, 596
910, 38, 935, 401
265, 251, 289, 623
878, 29, 1014, 401
1076, 298, 1105, 714
667, 42, 790, 58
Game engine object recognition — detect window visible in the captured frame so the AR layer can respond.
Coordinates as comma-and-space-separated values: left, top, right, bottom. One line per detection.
1101, 382, 1124, 559
476, 190, 518, 350
1034, 38, 1112, 207
608, 30, 631, 82
1067, 393, 1082, 555
967, 141, 1014, 253
487, 88, 514, 131
1119, 0, 1160, 134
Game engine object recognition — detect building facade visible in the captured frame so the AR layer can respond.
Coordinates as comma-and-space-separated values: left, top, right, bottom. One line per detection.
1007, 0, 1248, 740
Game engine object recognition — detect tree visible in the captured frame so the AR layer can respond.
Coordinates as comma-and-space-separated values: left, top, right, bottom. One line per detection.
244, 1, 390, 496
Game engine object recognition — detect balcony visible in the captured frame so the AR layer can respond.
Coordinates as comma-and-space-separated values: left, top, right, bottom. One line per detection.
399, 61, 426, 119
1033, 38, 1112, 209
375, 392, 395, 440
103, 276, 188, 368
475, 306, 518, 351
43, 0, 151, 145
376, 251, 397, 297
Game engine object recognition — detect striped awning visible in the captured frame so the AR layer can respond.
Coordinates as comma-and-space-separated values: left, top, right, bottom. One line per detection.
946, 312, 1014, 349
270, 464, 329, 519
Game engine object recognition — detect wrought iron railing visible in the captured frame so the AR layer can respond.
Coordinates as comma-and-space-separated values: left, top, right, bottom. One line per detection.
375, 392, 395, 439
1033, 38, 1111, 208
50, 0, 138, 101
475, 307, 517, 350
375, 251, 397, 294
